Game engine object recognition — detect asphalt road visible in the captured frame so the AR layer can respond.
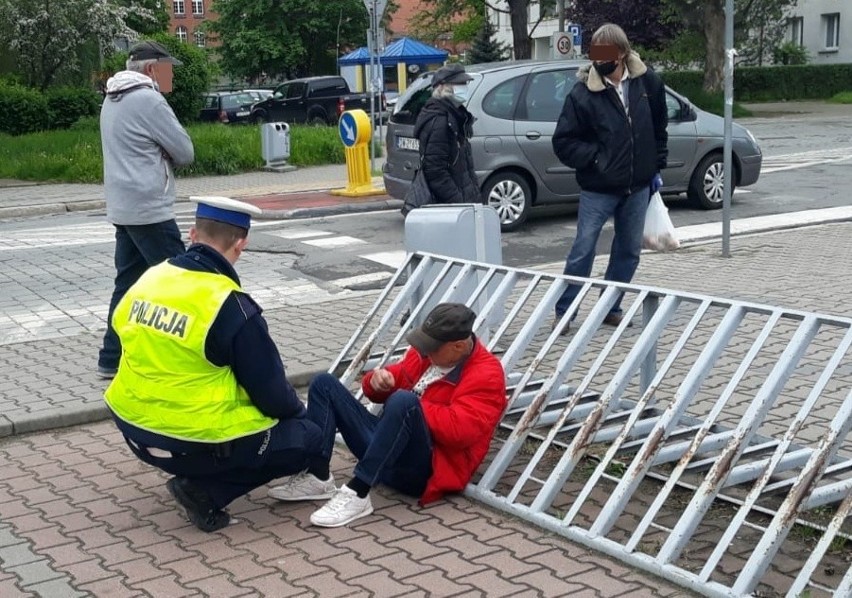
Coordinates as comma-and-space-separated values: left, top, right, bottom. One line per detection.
1, 111, 850, 295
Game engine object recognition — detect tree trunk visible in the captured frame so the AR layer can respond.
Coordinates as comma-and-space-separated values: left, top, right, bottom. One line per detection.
509, 0, 531, 59
702, 0, 725, 93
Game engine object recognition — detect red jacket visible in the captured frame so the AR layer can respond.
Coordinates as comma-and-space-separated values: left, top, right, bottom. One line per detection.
361, 338, 507, 505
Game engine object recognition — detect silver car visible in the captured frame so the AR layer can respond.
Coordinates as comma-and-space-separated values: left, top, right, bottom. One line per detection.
383, 60, 763, 231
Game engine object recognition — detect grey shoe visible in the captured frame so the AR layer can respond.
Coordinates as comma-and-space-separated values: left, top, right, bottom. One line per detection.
96, 366, 117, 379
268, 470, 336, 501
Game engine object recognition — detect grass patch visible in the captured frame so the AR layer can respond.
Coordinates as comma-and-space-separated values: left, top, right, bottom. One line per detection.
829, 91, 852, 104
0, 122, 354, 184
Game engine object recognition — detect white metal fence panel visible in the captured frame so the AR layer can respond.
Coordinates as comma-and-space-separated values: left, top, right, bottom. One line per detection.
330, 252, 852, 598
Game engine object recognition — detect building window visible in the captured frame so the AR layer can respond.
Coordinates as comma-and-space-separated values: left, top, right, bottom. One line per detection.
822, 13, 840, 49
194, 30, 205, 47
176, 26, 188, 43
789, 17, 803, 45
192, 0, 203, 15
173, 0, 185, 15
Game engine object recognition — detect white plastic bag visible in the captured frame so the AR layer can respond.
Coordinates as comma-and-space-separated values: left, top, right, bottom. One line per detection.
643, 192, 680, 251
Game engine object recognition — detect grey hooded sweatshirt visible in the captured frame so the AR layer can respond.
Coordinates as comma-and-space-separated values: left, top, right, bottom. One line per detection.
101, 71, 194, 225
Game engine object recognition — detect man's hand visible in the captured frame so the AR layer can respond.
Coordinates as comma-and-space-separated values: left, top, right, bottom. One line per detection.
650, 173, 663, 194
370, 368, 395, 392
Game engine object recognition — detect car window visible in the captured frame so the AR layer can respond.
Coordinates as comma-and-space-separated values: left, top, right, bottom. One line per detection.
520, 70, 576, 122
273, 84, 288, 99
391, 79, 433, 126
309, 80, 346, 97
221, 93, 254, 109
482, 75, 526, 120
666, 93, 682, 120
203, 95, 218, 109
286, 82, 306, 99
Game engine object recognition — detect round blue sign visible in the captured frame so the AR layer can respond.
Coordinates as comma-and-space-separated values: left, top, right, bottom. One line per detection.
339, 112, 358, 148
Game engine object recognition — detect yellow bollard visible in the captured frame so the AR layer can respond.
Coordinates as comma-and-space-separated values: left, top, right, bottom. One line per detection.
330, 109, 385, 197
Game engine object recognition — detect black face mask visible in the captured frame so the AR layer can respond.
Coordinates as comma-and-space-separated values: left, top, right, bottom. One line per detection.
594, 61, 618, 78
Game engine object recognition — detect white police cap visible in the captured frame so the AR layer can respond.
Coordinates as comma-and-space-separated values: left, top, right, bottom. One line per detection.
190, 196, 262, 230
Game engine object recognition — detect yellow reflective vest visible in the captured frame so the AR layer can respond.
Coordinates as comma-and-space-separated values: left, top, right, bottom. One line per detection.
104, 261, 278, 442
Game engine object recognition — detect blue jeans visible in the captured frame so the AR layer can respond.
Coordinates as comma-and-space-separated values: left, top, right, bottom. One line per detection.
307, 373, 433, 498
99, 221, 185, 370
555, 187, 650, 317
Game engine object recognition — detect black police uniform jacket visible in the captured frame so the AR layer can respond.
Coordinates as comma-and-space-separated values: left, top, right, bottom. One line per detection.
552, 52, 668, 196
413, 96, 480, 204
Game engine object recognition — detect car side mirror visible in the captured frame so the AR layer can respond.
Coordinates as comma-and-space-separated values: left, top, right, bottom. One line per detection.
683, 103, 698, 121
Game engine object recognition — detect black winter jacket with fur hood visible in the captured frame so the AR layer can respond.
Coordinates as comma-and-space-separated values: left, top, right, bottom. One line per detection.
552, 52, 668, 195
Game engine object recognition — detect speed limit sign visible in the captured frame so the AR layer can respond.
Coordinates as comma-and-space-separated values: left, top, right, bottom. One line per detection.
551, 32, 574, 59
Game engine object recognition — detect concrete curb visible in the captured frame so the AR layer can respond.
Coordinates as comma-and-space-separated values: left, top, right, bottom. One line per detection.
259, 198, 403, 220
0, 195, 402, 221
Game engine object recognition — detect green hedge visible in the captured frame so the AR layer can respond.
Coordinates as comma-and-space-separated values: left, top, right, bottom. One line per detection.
45, 87, 102, 130
663, 63, 852, 103
0, 123, 352, 183
0, 84, 50, 135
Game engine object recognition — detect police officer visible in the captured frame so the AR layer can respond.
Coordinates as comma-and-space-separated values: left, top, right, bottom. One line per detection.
104, 196, 325, 533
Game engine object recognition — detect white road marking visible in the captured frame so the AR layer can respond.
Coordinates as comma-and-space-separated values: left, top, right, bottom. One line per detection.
332, 272, 394, 287
761, 147, 852, 174
361, 250, 408, 269
302, 235, 367, 248
264, 229, 334, 240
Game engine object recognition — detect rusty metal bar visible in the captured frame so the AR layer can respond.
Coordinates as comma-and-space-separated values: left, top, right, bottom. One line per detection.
657, 316, 820, 564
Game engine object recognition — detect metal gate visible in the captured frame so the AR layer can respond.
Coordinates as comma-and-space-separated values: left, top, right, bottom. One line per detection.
330, 252, 852, 598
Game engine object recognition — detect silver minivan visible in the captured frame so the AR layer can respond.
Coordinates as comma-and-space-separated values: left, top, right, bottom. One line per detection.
383, 60, 763, 231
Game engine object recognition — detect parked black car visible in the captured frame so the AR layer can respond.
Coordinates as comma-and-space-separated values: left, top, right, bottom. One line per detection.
250, 76, 381, 126
199, 92, 257, 124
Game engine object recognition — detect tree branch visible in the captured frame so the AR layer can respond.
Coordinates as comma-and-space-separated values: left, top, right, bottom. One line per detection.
485, 0, 510, 15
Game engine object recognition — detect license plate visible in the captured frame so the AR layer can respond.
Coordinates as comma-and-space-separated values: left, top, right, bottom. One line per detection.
236, 111, 249, 117
396, 136, 419, 151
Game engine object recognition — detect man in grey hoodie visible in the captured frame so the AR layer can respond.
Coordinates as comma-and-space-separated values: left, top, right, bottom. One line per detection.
98, 41, 195, 379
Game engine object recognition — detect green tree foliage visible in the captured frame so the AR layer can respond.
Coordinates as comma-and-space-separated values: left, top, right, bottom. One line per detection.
208, 0, 368, 82
773, 41, 808, 65
104, 33, 214, 123
467, 17, 508, 63
568, 0, 681, 55
0, 0, 159, 90
119, 0, 170, 35
659, 0, 797, 91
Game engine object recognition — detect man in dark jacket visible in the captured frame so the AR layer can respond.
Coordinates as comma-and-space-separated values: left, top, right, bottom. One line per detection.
104, 197, 325, 533
412, 64, 480, 205
551, 23, 668, 330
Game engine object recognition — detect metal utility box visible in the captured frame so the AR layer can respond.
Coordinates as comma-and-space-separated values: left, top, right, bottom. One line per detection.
260, 122, 292, 171
404, 204, 503, 334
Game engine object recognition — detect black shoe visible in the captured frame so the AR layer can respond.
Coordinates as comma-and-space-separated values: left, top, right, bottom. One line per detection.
551, 317, 571, 336
603, 313, 633, 328
166, 477, 230, 533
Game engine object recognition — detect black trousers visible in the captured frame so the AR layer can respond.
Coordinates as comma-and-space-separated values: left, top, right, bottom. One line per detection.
115, 416, 324, 510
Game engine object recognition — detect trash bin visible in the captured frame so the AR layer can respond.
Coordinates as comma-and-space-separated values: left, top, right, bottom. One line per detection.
260, 122, 290, 169
404, 203, 503, 335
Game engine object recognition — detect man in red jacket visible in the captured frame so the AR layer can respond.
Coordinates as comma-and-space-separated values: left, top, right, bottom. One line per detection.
268, 303, 507, 527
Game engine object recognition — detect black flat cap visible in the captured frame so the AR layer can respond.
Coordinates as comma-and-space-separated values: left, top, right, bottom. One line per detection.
129, 41, 183, 66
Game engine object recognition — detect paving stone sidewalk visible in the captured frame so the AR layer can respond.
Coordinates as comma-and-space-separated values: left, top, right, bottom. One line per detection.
0, 223, 849, 597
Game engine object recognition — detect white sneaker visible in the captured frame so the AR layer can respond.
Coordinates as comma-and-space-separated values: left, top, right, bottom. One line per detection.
310, 486, 373, 528
268, 471, 336, 501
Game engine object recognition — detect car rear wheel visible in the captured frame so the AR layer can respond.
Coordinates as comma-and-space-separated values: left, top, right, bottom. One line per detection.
688, 152, 735, 210
308, 113, 328, 126
253, 112, 267, 125
482, 171, 532, 232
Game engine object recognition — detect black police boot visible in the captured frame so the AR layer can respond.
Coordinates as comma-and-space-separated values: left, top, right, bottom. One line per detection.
166, 477, 230, 533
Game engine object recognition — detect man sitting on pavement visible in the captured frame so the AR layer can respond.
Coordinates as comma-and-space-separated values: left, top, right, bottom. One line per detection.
268, 303, 508, 528
103, 196, 325, 533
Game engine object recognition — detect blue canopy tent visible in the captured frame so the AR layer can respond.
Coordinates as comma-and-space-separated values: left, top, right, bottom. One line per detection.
338, 37, 448, 66
338, 37, 448, 93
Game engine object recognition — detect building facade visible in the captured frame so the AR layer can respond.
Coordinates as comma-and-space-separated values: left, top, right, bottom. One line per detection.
167, 0, 215, 48
786, 0, 851, 63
